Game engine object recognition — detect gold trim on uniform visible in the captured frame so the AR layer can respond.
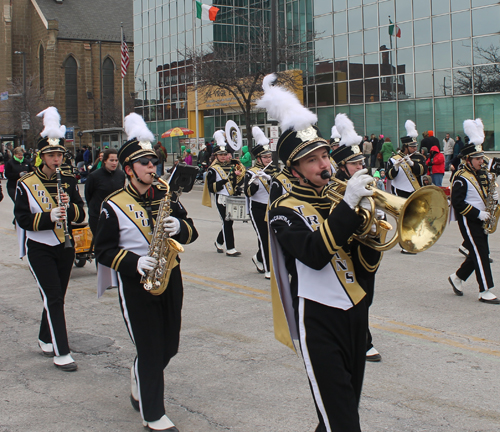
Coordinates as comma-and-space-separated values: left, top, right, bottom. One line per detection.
111, 249, 128, 270
357, 247, 382, 272
183, 220, 193, 243
460, 204, 473, 216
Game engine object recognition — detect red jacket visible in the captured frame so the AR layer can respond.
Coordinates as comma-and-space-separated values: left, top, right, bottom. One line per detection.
427, 146, 445, 174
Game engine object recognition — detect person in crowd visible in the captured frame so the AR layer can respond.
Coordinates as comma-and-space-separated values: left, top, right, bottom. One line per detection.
14, 107, 85, 372
448, 119, 499, 304
89, 151, 104, 173
369, 133, 378, 168
84, 149, 125, 236
453, 135, 465, 159
421, 130, 440, 153
362, 135, 372, 170
373, 169, 385, 190
380, 137, 395, 167
427, 145, 445, 186
184, 148, 193, 166
422, 174, 433, 186
154, 142, 167, 177
244, 127, 278, 279
83, 145, 92, 168
443, 133, 455, 171
202, 130, 245, 257
5, 146, 33, 203
95, 113, 198, 431
240, 144, 252, 169
258, 75, 383, 432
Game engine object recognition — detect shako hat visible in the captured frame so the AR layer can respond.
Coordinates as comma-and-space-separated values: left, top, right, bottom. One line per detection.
36, 107, 66, 154
256, 74, 329, 166
400, 120, 419, 146
330, 125, 341, 146
251, 126, 271, 158
461, 118, 485, 158
331, 113, 364, 165
213, 130, 228, 155
118, 113, 157, 166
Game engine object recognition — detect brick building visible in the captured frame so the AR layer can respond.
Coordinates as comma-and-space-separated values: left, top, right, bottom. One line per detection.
0, 0, 134, 149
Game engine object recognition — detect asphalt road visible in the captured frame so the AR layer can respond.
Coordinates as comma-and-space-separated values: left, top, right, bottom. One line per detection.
1, 177, 499, 432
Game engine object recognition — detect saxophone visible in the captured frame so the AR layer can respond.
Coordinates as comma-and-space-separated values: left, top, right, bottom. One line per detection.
483, 171, 500, 235
141, 174, 184, 295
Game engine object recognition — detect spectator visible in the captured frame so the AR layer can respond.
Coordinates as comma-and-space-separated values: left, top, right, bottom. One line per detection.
240, 145, 252, 169
184, 148, 193, 165
427, 145, 445, 186
380, 137, 395, 166
154, 142, 167, 177
373, 168, 386, 190
442, 133, 455, 171
453, 135, 464, 158
422, 175, 433, 186
5, 146, 33, 202
362, 135, 372, 170
83, 146, 91, 167
89, 151, 104, 173
421, 130, 440, 153
369, 134, 378, 168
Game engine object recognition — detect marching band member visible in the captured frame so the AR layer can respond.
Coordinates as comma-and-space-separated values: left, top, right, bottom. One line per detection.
386, 120, 427, 255
95, 113, 198, 431
244, 127, 279, 279
331, 113, 385, 362
15, 107, 85, 371
202, 130, 244, 256
448, 119, 499, 304
258, 74, 382, 432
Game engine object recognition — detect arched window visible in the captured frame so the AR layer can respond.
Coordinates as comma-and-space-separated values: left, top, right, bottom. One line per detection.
102, 58, 115, 124
65, 56, 78, 124
39, 45, 44, 93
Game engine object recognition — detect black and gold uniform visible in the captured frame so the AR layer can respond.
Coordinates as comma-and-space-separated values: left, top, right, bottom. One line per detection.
386, 146, 427, 197
15, 128, 85, 370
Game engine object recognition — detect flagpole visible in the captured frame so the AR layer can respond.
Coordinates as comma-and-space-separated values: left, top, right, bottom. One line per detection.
193, 1, 200, 156
121, 22, 125, 127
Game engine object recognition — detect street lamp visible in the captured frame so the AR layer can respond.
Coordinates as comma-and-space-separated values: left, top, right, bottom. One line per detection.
134, 57, 153, 119
14, 51, 27, 147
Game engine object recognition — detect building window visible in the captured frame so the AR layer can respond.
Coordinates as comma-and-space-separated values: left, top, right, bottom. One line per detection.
102, 58, 115, 124
65, 56, 78, 124
39, 45, 44, 93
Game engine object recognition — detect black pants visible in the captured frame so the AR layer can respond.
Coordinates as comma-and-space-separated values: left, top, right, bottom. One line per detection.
249, 201, 269, 271
216, 197, 235, 250
297, 298, 368, 432
456, 216, 493, 292
118, 268, 183, 422
26, 240, 75, 356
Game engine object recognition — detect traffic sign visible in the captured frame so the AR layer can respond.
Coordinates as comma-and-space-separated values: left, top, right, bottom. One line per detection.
65, 127, 74, 142
1, 92, 8, 101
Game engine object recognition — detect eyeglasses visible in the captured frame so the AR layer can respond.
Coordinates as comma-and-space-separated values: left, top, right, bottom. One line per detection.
135, 157, 159, 166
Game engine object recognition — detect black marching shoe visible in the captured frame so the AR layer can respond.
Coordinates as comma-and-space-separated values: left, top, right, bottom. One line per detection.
366, 347, 382, 362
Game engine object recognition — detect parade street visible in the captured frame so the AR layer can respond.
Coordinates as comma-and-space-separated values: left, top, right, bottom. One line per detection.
1, 182, 500, 432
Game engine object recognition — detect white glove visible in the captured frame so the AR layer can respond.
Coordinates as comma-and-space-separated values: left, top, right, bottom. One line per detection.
375, 209, 385, 220
137, 256, 157, 276
404, 155, 414, 166
50, 207, 64, 222
493, 191, 498, 202
343, 169, 374, 210
478, 211, 491, 222
359, 197, 372, 212
163, 216, 181, 237
254, 170, 272, 181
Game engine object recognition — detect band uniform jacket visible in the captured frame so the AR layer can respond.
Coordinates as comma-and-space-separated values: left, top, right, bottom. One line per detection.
95, 183, 197, 292
244, 163, 279, 204
386, 152, 427, 195
268, 184, 382, 345
202, 159, 245, 207
450, 165, 489, 222
15, 167, 85, 254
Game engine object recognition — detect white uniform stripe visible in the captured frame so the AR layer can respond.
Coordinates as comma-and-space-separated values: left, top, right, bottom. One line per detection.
117, 273, 135, 344
134, 359, 145, 418
298, 297, 331, 432
249, 204, 268, 272
25, 242, 60, 356
462, 216, 488, 289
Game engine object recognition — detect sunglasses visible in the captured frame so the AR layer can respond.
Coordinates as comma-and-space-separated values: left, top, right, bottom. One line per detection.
135, 157, 159, 166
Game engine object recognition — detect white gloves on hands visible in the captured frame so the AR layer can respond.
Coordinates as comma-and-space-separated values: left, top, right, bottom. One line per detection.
137, 256, 157, 276
478, 211, 491, 222
252, 170, 272, 182
163, 216, 181, 237
404, 155, 414, 166
359, 197, 372, 212
343, 169, 374, 210
375, 209, 386, 220
493, 191, 499, 202
50, 207, 65, 222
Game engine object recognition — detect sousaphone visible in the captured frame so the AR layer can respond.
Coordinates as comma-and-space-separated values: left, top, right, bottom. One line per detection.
225, 120, 242, 152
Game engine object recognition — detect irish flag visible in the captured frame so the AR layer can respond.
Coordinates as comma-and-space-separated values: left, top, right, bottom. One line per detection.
389, 19, 401, 38
196, 1, 219, 21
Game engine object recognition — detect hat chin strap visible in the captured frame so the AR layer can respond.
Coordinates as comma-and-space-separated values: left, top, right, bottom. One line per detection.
130, 165, 149, 185
292, 167, 327, 189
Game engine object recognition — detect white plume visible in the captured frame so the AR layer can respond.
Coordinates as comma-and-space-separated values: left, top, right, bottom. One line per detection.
213, 130, 226, 147
335, 113, 362, 147
463, 118, 485, 145
252, 126, 269, 146
405, 120, 418, 139
330, 126, 341, 139
124, 113, 155, 142
37, 107, 65, 139
256, 73, 317, 132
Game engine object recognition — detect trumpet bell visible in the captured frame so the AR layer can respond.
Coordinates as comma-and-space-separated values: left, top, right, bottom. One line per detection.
397, 186, 449, 253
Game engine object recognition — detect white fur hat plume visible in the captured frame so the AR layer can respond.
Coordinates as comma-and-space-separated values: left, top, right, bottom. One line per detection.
37, 106, 66, 139
252, 126, 269, 147
124, 113, 155, 143
330, 126, 341, 140
335, 113, 362, 148
463, 118, 485, 146
405, 120, 418, 139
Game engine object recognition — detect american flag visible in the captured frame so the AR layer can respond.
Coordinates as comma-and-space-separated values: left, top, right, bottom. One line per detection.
121, 33, 130, 78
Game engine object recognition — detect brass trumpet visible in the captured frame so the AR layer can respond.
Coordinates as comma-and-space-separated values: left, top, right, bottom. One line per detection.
325, 179, 449, 252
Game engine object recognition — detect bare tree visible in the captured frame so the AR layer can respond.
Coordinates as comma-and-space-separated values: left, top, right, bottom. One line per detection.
182, 14, 313, 148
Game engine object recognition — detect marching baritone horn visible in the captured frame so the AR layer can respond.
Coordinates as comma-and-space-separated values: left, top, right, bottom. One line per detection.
325, 179, 449, 252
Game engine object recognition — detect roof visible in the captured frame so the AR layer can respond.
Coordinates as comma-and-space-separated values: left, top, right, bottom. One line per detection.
32, 0, 133, 43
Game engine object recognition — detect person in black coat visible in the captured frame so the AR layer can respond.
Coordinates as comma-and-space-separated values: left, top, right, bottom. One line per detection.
5, 146, 33, 202
84, 148, 125, 235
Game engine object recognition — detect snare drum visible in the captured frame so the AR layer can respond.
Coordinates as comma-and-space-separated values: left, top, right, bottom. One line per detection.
225, 196, 250, 221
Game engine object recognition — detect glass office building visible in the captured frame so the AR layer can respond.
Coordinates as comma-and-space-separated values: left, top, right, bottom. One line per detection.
134, 0, 500, 151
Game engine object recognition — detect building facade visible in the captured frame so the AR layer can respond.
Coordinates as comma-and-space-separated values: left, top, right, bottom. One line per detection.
134, 0, 500, 152
0, 0, 134, 150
